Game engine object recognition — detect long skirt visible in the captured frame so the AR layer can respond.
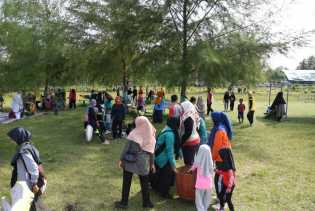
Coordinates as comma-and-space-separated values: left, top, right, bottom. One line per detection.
150, 162, 175, 196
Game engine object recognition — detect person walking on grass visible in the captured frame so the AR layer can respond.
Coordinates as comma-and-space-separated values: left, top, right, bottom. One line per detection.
196, 96, 206, 120
68, 89, 77, 109
223, 91, 230, 112
208, 112, 235, 211
207, 88, 214, 115
237, 98, 245, 123
4, 127, 47, 211
115, 116, 156, 209
188, 144, 214, 211
111, 96, 125, 139
229, 92, 236, 111
150, 117, 181, 199
247, 92, 256, 126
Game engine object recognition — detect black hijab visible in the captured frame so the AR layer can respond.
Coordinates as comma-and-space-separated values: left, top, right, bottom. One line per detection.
166, 118, 181, 159
8, 127, 41, 166
271, 92, 286, 109
8, 127, 32, 145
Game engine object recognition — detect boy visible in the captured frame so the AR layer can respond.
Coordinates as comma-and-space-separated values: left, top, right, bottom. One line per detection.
237, 98, 245, 123
168, 95, 181, 119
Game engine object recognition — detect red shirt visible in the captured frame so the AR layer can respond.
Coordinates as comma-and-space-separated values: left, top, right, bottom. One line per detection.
238, 103, 245, 112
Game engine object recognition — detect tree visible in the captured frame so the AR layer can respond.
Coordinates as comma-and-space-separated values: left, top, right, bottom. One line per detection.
68, 0, 164, 91
297, 56, 315, 70
152, 0, 279, 97
0, 0, 69, 90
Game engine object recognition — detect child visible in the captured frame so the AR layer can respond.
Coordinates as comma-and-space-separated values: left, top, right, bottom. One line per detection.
168, 95, 181, 120
237, 98, 245, 123
152, 96, 165, 123
111, 96, 125, 139
189, 144, 213, 211
104, 93, 113, 134
137, 93, 145, 115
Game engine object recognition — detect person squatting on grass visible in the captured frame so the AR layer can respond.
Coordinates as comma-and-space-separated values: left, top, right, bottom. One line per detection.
247, 92, 256, 126
150, 117, 181, 199
111, 96, 125, 139
188, 144, 214, 211
180, 100, 201, 166
115, 116, 156, 209
2, 127, 47, 211
208, 112, 236, 211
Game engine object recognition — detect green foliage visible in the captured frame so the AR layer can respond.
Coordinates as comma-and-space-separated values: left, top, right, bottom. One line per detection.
265, 67, 287, 82
297, 55, 315, 70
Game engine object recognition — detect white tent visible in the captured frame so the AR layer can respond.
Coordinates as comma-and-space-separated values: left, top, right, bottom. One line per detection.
282, 70, 315, 83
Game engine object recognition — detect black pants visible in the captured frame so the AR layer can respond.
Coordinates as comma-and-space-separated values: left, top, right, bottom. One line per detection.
230, 101, 235, 111
69, 100, 76, 109
207, 103, 213, 115
214, 173, 234, 211
121, 170, 151, 206
153, 110, 163, 123
112, 118, 123, 138
182, 145, 198, 166
150, 162, 175, 196
247, 111, 255, 125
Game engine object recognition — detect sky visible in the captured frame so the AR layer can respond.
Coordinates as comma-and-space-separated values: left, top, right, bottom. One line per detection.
267, 0, 315, 69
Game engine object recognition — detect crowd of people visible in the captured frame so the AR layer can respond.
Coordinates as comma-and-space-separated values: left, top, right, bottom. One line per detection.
2, 86, 288, 211
114, 99, 236, 211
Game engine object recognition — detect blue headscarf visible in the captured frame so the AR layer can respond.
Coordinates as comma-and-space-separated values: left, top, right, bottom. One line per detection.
207, 112, 233, 148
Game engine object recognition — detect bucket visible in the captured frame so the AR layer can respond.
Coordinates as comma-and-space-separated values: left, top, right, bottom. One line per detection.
176, 166, 196, 201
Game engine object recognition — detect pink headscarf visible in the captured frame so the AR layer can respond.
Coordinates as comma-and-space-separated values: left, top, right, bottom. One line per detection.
127, 116, 156, 153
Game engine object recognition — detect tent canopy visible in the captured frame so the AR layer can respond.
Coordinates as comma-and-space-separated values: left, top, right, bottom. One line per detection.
282, 70, 315, 84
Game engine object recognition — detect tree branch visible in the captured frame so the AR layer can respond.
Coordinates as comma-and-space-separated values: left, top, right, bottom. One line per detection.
187, 0, 221, 42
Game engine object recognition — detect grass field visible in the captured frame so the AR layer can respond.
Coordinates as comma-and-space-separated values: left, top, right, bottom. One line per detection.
1, 88, 315, 211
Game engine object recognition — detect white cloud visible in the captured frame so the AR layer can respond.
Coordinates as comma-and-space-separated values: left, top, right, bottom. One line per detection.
268, 0, 315, 69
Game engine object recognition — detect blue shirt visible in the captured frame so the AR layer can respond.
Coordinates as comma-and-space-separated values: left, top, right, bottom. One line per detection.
153, 100, 165, 111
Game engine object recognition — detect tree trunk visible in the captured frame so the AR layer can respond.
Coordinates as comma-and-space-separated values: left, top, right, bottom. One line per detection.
122, 59, 128, 92
180, 0, 188, 101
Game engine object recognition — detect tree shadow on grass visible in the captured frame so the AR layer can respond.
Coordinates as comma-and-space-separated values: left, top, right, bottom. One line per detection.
257, 116, 315, 127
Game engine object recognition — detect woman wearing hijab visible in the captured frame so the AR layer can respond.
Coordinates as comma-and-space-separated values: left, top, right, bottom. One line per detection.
196, 96, 206, 120
271, 92, 286, 121
115, 116, 156, 209
6, 127, 46, 211
111, 96, 126, 139
189, 145, 214, 211
247, 92, 256, 126
180, 101, 200, 166
11, 92, 24, 119
208, 112, 236, 211
150, 118, 180, 199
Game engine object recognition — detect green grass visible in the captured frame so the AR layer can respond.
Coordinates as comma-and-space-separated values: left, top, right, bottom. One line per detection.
1, 89, 315, 210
